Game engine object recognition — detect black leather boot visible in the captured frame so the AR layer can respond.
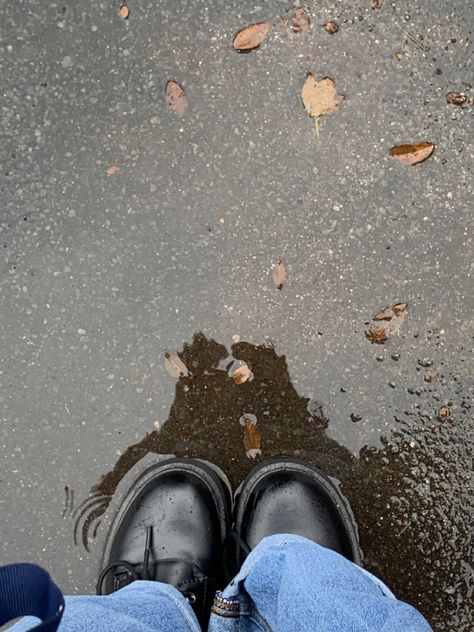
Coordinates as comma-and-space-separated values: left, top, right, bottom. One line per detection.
231, 457, 361, 570
97, 458, 232, 627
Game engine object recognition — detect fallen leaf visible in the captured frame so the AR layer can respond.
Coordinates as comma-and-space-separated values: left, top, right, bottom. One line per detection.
424, 368, 440, 383
165, 80, 187, 117
292, 6, 310, 33
446, 92, 472, 107
233, 363, 253, 384
392, 302, 408, 315
366, 324, 389, 344
272, 260, 286, 290
301, 72, 344, 118
119, 4, 130, 19
106, 165, 119, 176
437, 405, 451, 421
367, 302, 408, 343
307, 399, 329, 429
324, 20, 339, 34
233, 22, 271, 52
389, 143, 435, 165
370, 0, 381, 8
373, 306, 395, 321
243, 418, 262, 459
164, 352, 189, 378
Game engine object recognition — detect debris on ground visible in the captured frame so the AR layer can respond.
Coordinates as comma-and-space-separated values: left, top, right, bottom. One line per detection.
272, 260, 286, 290
323, 21, 339, 34
241, 416, 262, 459
446, 91, 473, 107
301, 73, 344, 119
228, 360, 254, 384
389, 143, 435, 165
307, 399, 329, 429
292, 6, 310, 34
437, 405, 451, 421
366, 302, 408, 344
106, 165, 119, 176
164, 352, 190, 378
233, 23, 271, 52
165, 80, 187, 117
119, 4, 130, 19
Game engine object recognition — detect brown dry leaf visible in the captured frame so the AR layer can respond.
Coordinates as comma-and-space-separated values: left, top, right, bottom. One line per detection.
119, 4, 130, 19
373, 306, 395, 321
392, 302, 408, 315
437, 405, 451, 421
367, 302, 408, 343
324, 20, 339, 34
272, 260, 286, 290
370, 0, 381, 8
164, 352, 189, 378
292, 6, 310, 33
233, 363, 253, 385
389, 143, 435, 165
446, 92, 472, 107
243, 418, 262, 459
301, 73, 344, 118
165, 80, 187, 117
233, 23, 271, 52
424, 368, 440, 383
366, 324, 390, 344
106, 165, 119, 176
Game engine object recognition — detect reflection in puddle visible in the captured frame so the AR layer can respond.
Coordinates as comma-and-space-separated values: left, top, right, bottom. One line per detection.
74, 333, 472, 629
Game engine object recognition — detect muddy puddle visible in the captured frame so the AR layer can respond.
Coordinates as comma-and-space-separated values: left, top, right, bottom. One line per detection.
73, 333, 473, 629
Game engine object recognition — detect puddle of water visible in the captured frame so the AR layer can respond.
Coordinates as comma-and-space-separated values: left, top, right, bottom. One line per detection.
73, 332, 473, 629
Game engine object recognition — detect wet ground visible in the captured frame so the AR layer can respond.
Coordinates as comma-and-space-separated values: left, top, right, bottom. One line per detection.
1, 0, 473, 629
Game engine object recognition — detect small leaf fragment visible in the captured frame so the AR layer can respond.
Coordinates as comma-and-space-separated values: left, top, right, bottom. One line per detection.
243, 418, 262, 459
446, 92, 472, 107
119, 4, 130, 19
106, 164, 119, 176
389, 142, 435, 165
233, 22, 271, 52
164, 352, 189, 378
233, 363, 254, 385
437, 405, 451, 421
324, 20, 339, 34
292, 6, 310, 34
424, 368, 440, 383
373, 306, 395, 321
366, 324, 390, 344
301, 72, 344, 118
165, 80, 187, 117
366, 302, 408, 343
272, 260, 286, 290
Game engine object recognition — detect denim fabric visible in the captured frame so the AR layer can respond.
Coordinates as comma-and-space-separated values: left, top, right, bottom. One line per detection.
209, 534, 433, 632
9, 535, 432, 632
10, 581, 200, 632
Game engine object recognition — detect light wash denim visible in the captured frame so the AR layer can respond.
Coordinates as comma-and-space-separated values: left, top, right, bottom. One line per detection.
9, 535, 432, 632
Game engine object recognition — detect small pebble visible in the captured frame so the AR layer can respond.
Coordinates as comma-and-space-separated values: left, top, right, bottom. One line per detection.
388, 381, 396, 389
418, 358, 433, 368
391, 353, 400, 361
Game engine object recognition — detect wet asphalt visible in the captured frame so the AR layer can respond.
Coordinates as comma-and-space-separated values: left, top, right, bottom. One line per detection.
1, 1, 473, 630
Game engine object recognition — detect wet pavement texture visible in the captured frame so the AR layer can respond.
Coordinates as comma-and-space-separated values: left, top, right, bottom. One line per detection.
1, 0, 473, 629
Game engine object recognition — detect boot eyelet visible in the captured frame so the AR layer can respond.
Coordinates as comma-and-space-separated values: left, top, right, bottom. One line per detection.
185, 591, 197, 604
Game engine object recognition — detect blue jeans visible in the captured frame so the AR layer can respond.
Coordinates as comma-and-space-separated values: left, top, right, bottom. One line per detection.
4, 535, 432, 632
